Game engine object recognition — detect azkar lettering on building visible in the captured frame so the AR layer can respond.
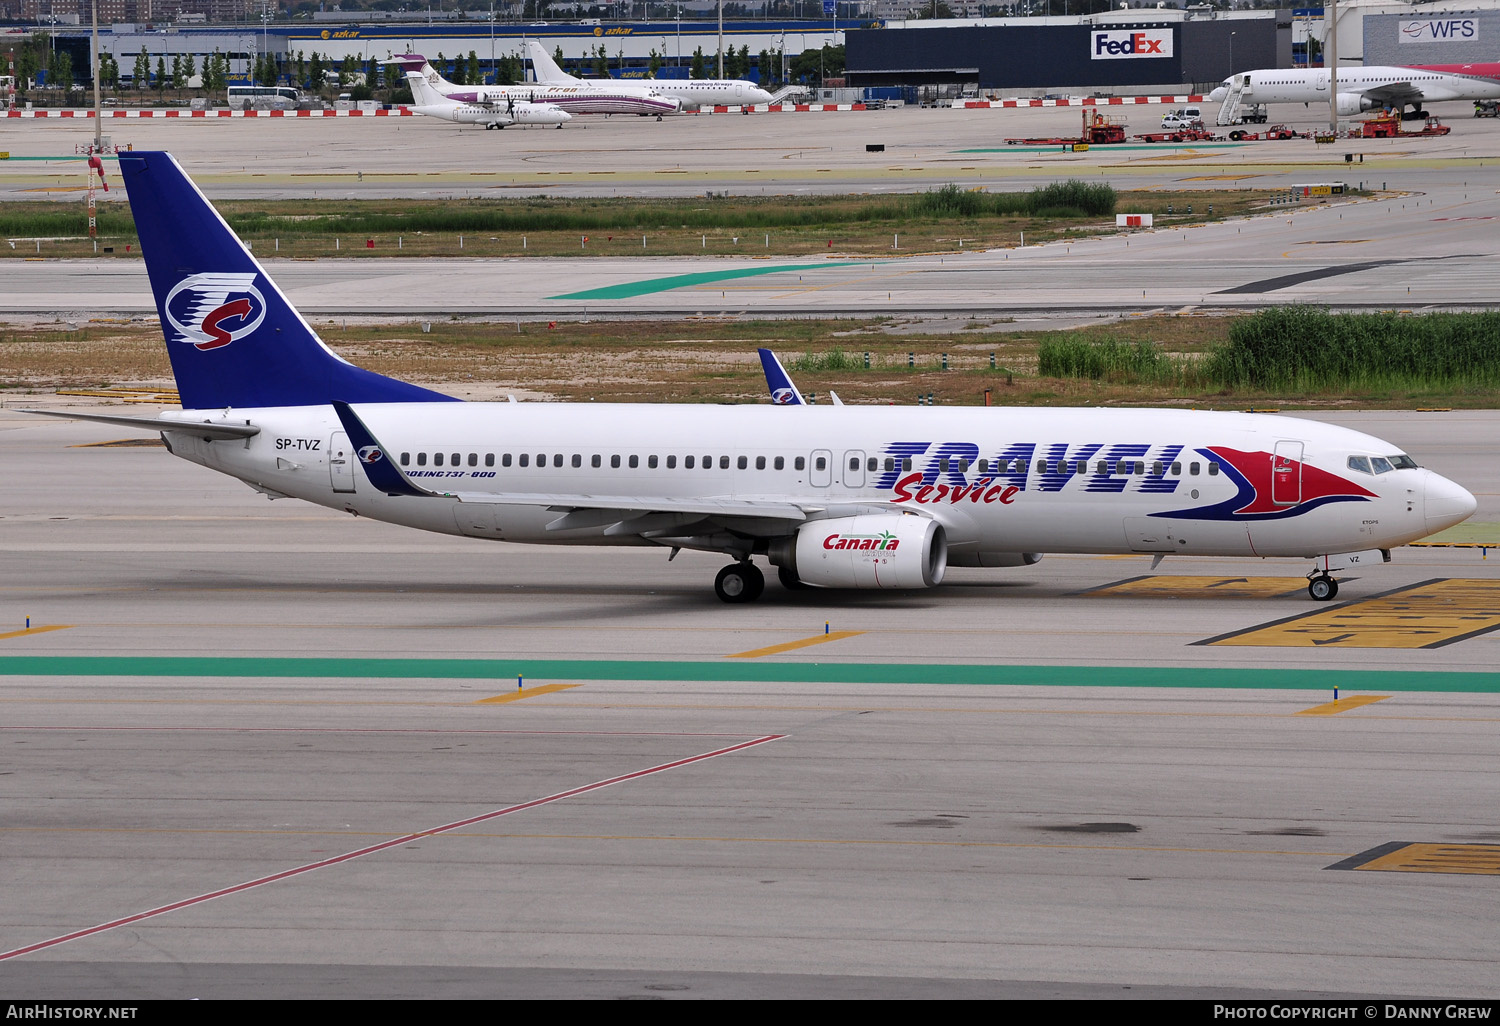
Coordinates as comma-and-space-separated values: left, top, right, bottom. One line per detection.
320, 29, 362, 40
1091, 29, 1174, 60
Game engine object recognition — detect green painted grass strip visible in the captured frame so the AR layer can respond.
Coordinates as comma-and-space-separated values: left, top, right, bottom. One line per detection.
548, 262, 861, 301
1, 656, 1497, 692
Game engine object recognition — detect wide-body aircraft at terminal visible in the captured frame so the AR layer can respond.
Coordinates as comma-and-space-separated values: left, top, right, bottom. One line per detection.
524, 40, 775, 109
1210, 63, 1500, 122
389, 53, 681, 118
24, 153, 1477, 604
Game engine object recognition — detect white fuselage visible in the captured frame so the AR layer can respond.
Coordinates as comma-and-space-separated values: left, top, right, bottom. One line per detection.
159, 403, 1473, 562
1209, 65, 1500, 107
409, 99, 570, 128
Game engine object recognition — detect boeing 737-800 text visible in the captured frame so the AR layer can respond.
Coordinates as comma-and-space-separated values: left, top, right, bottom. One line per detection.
23, 153, 1476, 603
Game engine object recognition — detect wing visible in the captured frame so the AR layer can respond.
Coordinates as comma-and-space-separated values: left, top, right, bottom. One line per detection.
1361, 81, 1425, 105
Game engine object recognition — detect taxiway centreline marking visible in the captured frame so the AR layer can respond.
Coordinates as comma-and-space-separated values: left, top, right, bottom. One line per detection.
727, 631, 865, 659
0, 626, 73, 641
475, 683, 580, 704
1295, 695, 1390, 716
0, 732, 784, 963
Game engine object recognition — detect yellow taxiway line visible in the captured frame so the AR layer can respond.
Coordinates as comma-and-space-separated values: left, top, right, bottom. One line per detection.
1295, 695, 1390, 716
0, 626, 74, 641
474, 683, 580, 705
727, 631, 865, 659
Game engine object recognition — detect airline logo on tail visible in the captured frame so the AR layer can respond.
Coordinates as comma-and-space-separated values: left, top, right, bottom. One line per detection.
164, 273, 266, 351
770, 387, 798, 405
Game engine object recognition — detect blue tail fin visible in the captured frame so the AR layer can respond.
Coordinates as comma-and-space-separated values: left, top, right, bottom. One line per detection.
120, 151, 456, 410
757, 348, 805, 406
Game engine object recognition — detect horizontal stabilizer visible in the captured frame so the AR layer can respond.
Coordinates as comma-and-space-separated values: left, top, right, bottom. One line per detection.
19, 408, 260, 440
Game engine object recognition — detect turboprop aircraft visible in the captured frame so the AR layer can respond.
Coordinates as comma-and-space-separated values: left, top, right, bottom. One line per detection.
389, 53, 680, 119
404, 71, 570, 129
524, 40, 774, 109
22, 153, 1476, 603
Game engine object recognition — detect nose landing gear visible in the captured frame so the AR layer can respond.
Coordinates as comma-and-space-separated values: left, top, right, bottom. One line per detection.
1307, 571, 1339, 602
715, 561, 765, 603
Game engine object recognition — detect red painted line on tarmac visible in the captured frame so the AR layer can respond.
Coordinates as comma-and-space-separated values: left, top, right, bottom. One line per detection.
0, 733, 783, 962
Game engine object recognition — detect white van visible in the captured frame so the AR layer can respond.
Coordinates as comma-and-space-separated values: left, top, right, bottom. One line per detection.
1161, 107, 1204, 128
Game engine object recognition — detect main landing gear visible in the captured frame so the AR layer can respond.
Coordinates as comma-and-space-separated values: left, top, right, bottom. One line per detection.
715, 561, 765, 603
1307, 571, 1339, 602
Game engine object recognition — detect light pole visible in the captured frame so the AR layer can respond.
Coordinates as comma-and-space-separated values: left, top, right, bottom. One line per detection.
1229, 30, 1235, 77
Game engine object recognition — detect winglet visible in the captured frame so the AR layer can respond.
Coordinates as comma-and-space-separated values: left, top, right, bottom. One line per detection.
757, 348, 805, 406
330, 401, 440, 498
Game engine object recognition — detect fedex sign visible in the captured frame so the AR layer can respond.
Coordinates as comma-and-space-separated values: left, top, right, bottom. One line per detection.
1091, 29, 1173, 60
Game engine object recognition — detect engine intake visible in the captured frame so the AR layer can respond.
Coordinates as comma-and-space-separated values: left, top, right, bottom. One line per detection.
773, 514, 947, 590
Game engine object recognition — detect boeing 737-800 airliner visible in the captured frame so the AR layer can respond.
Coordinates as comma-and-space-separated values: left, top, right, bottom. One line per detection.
24, 153, 1477, 603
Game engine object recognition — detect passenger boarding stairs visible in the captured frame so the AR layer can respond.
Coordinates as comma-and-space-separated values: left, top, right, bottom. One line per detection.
1216, 73, 1248, 126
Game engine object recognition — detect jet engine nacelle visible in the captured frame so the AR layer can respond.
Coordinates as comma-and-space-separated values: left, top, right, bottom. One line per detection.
776, 513, 947, 590
1336, 92, 1377, 116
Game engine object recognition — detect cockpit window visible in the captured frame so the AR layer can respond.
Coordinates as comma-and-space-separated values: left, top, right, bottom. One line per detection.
1388, 454, 1419, 470
1347, 455, 1373, 475
1370, 456, 1394, 475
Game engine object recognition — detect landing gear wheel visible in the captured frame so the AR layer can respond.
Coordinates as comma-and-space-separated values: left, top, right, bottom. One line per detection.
778, 565, 810, 591
715, 562, 764, 604
1308, 574, 1338, 602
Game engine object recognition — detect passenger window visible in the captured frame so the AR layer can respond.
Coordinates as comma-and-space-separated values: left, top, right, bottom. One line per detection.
418, 453, 427, 466
553, 454, 563, 468
774, 456, 784, 470
902, 457, 912, 471
1135, 462, 1145, 476
704, 455, 713, 469
629, 455, 639, 469
518, 453, 528, 468
1347, 455, 1373, 475
571, 454, 582, 469
685, 456, 695, 469
666, 455, 676, 469
400, 452, 410, 466
939, 458, 949, 472
468, 453, 477, 467
1076, 460, 1087, 473
867, 457, 877, 472
485, 454, 495, 467
1171, 461, 1180, 475
1153, 461, 1163, 476
434, 452, 444, 467
795, 457, 805, 471
612, 455, 622, 469
502, 453, 512, 467
738, 456, 748, 470
647, 455, 657, 469
977, 458, 989, 473
1208, 462, 1220, 476
591, 454, 602, 469
849, 456, 860, 471
451, 453, 460, 466
756, 456, 766, 470
1096, 460, 1107, 474
1016, 460, 1029, 474
1190, 462, 1199, 475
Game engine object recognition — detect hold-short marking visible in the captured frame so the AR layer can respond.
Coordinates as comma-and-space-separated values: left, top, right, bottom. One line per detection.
727, 631, 865, 659
1328, 842, 1500, 876
1201, 579, 1500, 649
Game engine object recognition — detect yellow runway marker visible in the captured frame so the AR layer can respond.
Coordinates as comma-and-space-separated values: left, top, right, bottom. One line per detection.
727, 631, 865, 659
474, 683, 579, 705
0, 626, 73, 641
1203, 578, 1500, 649
1295, 695, 1389, 716
1091, 576, 1309, 599
1339, 843, 1500, 876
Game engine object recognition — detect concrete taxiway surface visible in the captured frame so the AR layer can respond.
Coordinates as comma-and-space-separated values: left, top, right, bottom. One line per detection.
1, 410, 1498, 998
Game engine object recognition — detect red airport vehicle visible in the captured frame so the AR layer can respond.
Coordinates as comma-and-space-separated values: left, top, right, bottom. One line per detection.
1358, 111, 1450, 138
1005, 109, 1127, 146
1226, 124, 1304, 141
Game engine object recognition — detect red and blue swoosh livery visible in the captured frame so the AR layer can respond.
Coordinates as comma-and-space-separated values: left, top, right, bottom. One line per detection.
1162, 447, 1376, 522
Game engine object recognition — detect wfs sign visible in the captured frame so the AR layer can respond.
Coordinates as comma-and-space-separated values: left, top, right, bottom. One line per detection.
1091, 29, 1174, 60
1400, 19, 1478, 43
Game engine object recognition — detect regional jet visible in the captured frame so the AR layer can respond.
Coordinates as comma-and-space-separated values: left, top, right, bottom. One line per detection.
525, 40, 774, 109
23, 153, 1476, 604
